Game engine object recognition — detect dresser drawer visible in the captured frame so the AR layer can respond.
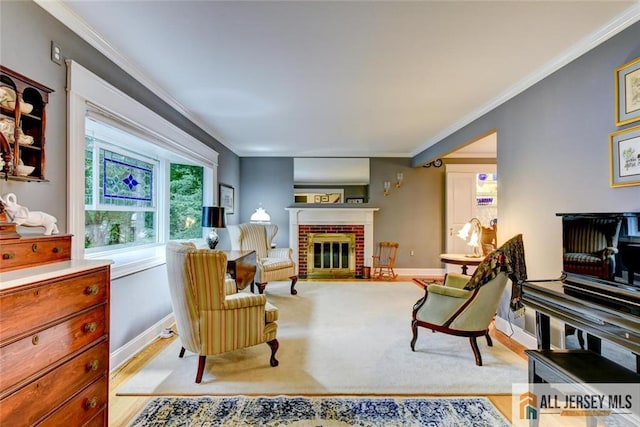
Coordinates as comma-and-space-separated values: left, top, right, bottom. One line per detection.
0, 235, 71, 272
0, 306, 106, 394
83, 409, 107, 427
0, 341, 108, 426
0, 267, 108, 342
37, 376, 107, 427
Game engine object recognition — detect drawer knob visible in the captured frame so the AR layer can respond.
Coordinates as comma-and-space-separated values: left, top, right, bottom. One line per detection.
2, 252, 15, 260
32, 335, 40, 345
53, 246, 63, 254
84, 322, 97, 333
84, 397, 98, 410
85, 285, 100, 296
31, 243, 38, 252
87, 359, 100, 372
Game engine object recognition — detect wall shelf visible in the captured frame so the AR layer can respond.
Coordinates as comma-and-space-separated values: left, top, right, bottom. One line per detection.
0, 65, 53, 182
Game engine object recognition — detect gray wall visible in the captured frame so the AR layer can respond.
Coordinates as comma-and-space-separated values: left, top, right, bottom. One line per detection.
368, 158, 445, 268
414, 21, 640, 282
5, 1, 639, 352
0, 1, 241, 351
413, 22, 640, 331
238, 157, 294, 249
237, 156, 446, 268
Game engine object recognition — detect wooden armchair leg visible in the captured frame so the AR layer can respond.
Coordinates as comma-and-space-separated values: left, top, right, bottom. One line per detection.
410, 319, 419, 351
290, 276, 298, 295
267, 339, 279, 367
485, 330, 493, 347
195, 355, 206, 383
469, 337, 483, 366
179, 346, 186, 358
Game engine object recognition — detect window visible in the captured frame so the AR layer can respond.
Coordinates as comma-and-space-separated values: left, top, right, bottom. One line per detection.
169, 164, 203, 240
85, 125, 158, 252
68, 61, 218, 278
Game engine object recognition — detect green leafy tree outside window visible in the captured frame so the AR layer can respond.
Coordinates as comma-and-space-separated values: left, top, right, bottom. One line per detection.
169, 164, 203, 239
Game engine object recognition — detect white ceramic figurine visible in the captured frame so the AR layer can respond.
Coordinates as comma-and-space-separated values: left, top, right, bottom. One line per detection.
0, 193, 59, 235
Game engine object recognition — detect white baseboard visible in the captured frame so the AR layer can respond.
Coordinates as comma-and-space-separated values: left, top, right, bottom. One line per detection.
494, 316, 538, 349
110, 313, 175, 373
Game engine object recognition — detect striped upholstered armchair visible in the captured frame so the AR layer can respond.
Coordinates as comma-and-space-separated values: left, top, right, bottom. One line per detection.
228, 223, 298, 295
165, 241, 279, 383
562, 217, 622, 280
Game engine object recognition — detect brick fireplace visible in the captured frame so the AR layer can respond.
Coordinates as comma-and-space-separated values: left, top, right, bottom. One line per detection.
300, 226, 363, 277
286, 207, 379, 278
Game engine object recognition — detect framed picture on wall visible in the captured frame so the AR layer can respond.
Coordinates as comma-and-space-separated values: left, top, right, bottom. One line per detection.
615, 57, 640, 126
219, 183, 234, 214
609, 124, 640, 187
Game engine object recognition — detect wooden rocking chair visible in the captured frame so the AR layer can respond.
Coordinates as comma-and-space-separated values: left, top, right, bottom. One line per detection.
372, 241, 399, 280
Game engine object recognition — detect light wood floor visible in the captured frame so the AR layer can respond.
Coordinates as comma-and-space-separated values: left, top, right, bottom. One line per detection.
109, 324, 525, 425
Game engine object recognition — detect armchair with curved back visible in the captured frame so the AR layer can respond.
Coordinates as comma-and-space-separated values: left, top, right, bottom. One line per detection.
227, 223, 298, 295
165, 241, 280, 383
411, 234, 526, 366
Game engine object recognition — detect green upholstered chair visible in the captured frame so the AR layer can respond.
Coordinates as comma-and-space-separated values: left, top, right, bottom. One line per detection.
411, 234, 526, 366
227, 223, 298, 295
165, 241, 279, 383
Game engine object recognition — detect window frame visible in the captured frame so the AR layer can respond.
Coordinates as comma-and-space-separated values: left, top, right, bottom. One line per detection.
67, 60, 218, 278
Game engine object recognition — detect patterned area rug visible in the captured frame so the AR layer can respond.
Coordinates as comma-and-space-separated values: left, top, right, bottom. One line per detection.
129, 395, 510, 426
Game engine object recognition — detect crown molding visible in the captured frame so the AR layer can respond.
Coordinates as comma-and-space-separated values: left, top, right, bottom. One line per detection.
34, 0, 230, 151
411, 3, 640, 157
35, 1, 640, 159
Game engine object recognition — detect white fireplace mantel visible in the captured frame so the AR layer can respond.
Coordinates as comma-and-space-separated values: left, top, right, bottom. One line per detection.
286, 207, 379, 273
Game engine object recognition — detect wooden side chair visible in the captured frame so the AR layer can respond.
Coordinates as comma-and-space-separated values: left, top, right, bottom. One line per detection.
372, 241, 399, 280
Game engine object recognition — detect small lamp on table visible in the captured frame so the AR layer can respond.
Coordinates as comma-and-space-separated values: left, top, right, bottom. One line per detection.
202, 206, 226, 249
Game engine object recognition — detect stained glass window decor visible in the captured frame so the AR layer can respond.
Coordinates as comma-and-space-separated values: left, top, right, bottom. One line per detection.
100, 148, 154, 207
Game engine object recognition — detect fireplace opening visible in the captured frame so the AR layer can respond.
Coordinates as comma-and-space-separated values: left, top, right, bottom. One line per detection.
307, 233, 355, 278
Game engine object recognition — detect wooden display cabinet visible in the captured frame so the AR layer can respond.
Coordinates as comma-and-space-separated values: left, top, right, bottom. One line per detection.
0, 65, 54, 182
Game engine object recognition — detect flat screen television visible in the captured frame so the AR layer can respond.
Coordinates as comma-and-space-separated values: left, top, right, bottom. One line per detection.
559, 212, 640, 313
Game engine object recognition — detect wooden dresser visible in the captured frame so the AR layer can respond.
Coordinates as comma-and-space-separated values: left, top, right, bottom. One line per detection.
0, 236, 111, 426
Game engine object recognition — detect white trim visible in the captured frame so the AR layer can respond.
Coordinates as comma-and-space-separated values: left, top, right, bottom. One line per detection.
286, 207, 379, 273
411, 4, 640, 157
494, 315, 539, 350
87, 245, 166, 280
34, 1, 639, 159
67, 60, 218, 266
35, 0, 228, 150
67, 61, 218, 169
110, 313, 175, 373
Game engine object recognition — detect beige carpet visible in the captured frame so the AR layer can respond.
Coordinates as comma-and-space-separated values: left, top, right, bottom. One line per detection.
118, 281, 527, 396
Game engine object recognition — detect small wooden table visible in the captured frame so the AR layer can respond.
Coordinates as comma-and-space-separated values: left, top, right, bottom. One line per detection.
223, 250, 257, 291
440, 253, 484, 275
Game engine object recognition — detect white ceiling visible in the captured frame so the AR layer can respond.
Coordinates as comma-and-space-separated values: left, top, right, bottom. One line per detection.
41, 1, 640, 158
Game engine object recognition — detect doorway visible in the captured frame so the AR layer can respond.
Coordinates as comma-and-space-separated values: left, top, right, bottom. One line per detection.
444, 131, 497, 272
